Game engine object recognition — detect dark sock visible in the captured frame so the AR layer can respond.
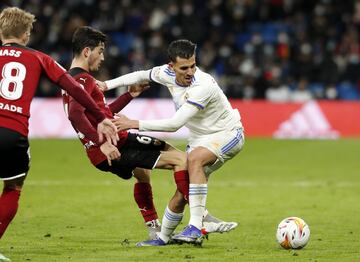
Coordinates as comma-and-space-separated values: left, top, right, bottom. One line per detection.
174, 170, 189, 201
133, 183, 158, 222
0, 188, 21, 238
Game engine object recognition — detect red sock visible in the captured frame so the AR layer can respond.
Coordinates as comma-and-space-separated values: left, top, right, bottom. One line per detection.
174, 170, 189, 201
0, 188, 21, 238
133, 183, 158, 222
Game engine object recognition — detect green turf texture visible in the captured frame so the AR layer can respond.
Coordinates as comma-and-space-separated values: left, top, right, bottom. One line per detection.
1, 138, 359, 261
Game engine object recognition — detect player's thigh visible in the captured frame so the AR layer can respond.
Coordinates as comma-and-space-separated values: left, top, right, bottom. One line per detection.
188, 128, 244, 162
96, 160, 134, 179
97, 149, 160, 180
188, 128, 244, 175
116, 133, 166, 170
125, 133, 166, 151
4, 175, 27, 190
121, 133, 187, 171
0, 127, 30, 181
155, 149, 187, 170
187, 146, 218, 167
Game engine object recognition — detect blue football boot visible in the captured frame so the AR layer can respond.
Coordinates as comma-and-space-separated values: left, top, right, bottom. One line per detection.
172, 225, 203, 245
136, 238, 166, 247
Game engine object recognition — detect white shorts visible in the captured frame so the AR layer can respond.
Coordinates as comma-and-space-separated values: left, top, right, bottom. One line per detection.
186, 127, 245, 176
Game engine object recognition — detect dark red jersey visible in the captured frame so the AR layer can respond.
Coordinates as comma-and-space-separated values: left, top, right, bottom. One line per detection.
0, 43, 66, 136
63, 67, 132, 165
0, 43, 106, 136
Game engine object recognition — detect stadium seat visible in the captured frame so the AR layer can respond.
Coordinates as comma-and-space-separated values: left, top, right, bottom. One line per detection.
336, 82, 360, 100
109, 32, 135, 54
308, 83, 325, 98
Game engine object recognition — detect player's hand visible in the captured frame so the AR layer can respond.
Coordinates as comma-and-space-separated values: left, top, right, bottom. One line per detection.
97, 118, 119, 145
96, 80, 108, 92
100, 141, 121, 166
112, 114, 139, 131
128, 81, 150, 97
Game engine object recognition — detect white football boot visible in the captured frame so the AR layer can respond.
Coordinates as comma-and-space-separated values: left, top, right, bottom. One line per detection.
145, 219, 161, 240
201, 210, 238, 235
0, 252, 11, 262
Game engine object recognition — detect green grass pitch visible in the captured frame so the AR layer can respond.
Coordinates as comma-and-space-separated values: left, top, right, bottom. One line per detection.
1, 138, 359, 261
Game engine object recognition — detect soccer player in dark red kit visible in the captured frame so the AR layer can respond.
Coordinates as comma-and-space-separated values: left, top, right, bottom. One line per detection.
63, 26, 190, 243
0, 7, 118, 261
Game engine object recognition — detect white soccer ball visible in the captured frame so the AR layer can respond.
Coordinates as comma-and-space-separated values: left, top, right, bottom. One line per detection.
276, 217, 310, 249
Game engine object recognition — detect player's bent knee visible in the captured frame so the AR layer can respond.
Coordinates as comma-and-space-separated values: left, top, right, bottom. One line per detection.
187, 152, 204, 167
188, 149, 216, 168
160, 151, 187, 170
4, 175, 26, 190
172, 151, 187, 168
133, 168, 150, 183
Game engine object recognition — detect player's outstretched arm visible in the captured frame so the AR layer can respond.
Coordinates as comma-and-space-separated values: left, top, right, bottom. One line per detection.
112, 103, 199, 132
108, 82, 150, 114
139, 103, 199, 132
102, 70, 151, 91
112, 114, 139, 131
59, 73, 119, 144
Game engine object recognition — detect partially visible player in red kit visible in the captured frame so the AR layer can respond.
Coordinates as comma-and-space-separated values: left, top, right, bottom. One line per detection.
0, 7, 118, 261
62, 26, 190, 241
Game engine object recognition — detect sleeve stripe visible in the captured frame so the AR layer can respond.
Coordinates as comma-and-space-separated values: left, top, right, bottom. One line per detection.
149, 69, 154, 82
187, 100, 204, 109
164, 69, 175, 77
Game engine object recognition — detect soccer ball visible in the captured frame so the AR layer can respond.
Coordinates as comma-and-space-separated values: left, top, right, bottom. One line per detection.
276, 217, 310, 249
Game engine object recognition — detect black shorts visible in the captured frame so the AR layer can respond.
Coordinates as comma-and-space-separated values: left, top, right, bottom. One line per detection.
96, 133, 166, 180
0, 127, 30, 180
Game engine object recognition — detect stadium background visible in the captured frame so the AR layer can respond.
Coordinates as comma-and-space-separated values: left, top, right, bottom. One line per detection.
1, 0, 359, 139
2, 0, 360, 100
1, 2, 359, 261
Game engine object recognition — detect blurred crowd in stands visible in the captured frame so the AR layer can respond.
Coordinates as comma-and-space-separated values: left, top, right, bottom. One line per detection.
2, 0, 360, 100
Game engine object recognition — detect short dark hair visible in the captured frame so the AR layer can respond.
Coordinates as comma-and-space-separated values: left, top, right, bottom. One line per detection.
72, 26, 107, 56
167, 39, 196, 62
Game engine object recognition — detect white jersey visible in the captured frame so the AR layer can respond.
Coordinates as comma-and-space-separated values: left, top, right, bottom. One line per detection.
150, 65, 242, 138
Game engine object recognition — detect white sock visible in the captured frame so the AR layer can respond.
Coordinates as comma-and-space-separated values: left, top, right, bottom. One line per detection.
159, 206, 183, 243
189, 184, 208, 230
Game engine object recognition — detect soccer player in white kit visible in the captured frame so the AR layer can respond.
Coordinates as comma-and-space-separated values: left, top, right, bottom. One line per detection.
102, 39, 244, 245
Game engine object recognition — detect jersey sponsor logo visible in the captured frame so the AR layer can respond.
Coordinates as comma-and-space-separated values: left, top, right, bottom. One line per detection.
77, 132, 96, 149
0, 102, 23, 113
139, 207, 147, 212
84, 140, 96, 149
0, 49, 22, 57
274, 101, 339, 139
79, 77, 86, 83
